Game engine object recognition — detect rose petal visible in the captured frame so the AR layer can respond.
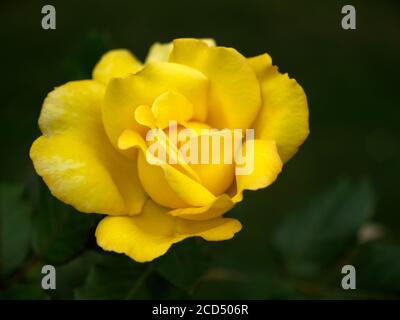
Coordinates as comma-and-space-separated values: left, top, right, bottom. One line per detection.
30, 81, 147, 215
233, 139, 282, 202
250, 54, 309, 162
93, 49, 142, 85
169, 38, 261, 130
103, 61, 208, 156
96, 200, 242, 262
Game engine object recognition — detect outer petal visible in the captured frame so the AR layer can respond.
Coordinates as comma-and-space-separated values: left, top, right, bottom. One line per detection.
233, 139, 282, 202
250, 54, 309, 163
169, 38, 261, 130
30, 81, 147, 215
247, 53, 272, 76
145, 38, 216, 63
93, 49, 142, 85
145, 42, 173, 63
103, 61, 209, 154
95, 200, 242, 262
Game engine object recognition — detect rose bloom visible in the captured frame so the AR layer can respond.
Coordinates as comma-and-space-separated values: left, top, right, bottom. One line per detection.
30, 38, 309, 262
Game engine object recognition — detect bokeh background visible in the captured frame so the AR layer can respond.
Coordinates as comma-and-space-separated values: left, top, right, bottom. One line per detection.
0, 0, 399, 299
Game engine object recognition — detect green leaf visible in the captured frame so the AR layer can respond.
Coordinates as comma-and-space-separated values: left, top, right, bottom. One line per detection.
274, 178, 376, 278
154, 239, 210, 292
0, 182, 32, 276
1, 260, 49, 300
193, 269, 301, 299
2, 251, 102, 300
0, 283, 48, 300
52, 250, 104, 299
355, 241, 400, 296
74, 253, 151, 299
32, 188, 99, 264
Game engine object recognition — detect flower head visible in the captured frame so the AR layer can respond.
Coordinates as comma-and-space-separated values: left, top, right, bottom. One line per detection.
30, 38, 309, 262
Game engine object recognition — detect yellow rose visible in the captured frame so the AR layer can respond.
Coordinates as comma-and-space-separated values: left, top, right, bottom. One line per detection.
30, 38, 309, 262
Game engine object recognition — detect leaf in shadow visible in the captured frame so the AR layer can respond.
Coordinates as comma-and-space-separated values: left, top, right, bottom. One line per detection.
0, 283, 48, 300
1, 262, 47, 300
32, 186, 99, 264
273, 178, 376, 278
354, 241, 400, 296
0, 182, 32, 276
193, 268, 301, 299
52, 250, 104, 299
153, 239, 210, 293
74, 253, 151, 300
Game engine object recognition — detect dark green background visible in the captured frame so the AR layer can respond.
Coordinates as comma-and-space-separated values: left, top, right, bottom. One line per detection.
0, 0, 399, 299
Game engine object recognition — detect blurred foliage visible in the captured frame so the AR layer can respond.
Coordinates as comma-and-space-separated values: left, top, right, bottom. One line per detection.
1, 0, 400, 300
153, 239, 211, 293
1, 177, 399, 299
274, 179, 375, 278
355, 242, 400, 296
74, 253, 151, 299
0, 183, 32, 276
32, 189, 98, 264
